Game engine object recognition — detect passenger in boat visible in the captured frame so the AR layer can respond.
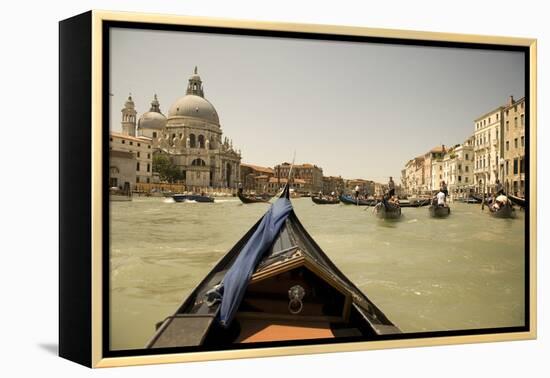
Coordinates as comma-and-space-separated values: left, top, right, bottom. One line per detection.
436, 189, 446, 207
388, 177, 395, 197
495, 193, 509, 206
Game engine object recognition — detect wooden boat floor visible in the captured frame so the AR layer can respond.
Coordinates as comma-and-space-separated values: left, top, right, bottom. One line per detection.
235, 319, 361, 343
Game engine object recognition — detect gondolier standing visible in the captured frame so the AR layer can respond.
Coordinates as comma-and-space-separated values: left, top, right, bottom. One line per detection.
388, 177, 395, 197
354, 185, 360, 199
495, 179, 504, 195
441, 181, 448, 198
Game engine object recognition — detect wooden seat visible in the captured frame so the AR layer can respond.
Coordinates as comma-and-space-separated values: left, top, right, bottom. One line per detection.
236, 319, 335, 343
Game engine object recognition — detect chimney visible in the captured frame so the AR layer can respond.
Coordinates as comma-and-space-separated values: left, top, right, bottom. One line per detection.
508, 95, 515, 106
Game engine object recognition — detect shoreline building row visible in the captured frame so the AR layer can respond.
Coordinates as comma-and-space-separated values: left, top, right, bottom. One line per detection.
401, 95, 526, 198
474, 95, 525, 196
239, 163, 387, 197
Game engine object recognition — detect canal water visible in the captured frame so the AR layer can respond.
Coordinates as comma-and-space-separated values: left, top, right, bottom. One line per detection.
110, 197, 525, 350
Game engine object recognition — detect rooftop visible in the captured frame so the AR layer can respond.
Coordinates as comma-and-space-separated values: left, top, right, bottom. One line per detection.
110, 132, 152, 143
268, 177, 306, 184
241, 163, 275, 174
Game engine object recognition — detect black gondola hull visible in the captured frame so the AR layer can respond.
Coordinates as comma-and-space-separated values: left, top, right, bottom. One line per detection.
374, 202, 402, 219
238, 192, 272, 204
489, 203, 515, 218
311, 196, 340, 205
429, 205, 450, 218
508, 195, 526, 208
339, 194, 375, 206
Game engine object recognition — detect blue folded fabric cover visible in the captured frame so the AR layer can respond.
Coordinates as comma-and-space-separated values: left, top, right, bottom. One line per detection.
216, 196, 293, 327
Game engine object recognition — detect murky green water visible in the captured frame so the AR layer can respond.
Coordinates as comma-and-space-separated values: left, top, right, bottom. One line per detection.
110, 197, 525, 350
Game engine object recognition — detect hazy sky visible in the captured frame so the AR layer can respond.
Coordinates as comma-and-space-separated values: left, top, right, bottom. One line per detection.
110, 28, 524, 183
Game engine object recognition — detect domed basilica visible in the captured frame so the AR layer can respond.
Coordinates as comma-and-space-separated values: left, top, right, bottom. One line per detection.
121, 67, 242, 189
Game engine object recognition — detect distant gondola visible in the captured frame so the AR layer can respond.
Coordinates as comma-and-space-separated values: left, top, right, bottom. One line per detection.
172, 194, 214, 203
311, 196, 340, 205
400, 199, 431, 208
508, 194, 526, 208
460, 196, 482, 204
339, 194, 376, 206
470, 194, 487, 204
237, 192, 272, 204
429, 204, 451, 218
373, 198, 401, 219
489, 202, 515, 218
147, 185, 400, 348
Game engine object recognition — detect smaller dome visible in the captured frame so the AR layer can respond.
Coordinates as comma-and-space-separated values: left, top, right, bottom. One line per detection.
138, 111, 167, 130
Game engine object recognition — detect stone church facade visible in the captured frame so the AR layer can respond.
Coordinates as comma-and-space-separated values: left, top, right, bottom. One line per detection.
120, 67, 242, 189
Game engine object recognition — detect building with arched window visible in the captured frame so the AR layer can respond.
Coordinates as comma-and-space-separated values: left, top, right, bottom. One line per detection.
117, 67, 242, 189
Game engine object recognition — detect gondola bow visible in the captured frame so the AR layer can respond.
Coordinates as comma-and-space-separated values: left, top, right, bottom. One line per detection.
147, 186, 400, 348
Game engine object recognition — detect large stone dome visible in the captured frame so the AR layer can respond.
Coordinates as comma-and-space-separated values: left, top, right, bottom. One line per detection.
167, 94, 220, 125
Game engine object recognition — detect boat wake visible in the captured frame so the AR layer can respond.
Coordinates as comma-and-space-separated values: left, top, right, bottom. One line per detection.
163, 198, 175, 203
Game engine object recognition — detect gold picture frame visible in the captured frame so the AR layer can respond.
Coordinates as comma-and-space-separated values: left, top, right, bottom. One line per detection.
59, 10, 537, 368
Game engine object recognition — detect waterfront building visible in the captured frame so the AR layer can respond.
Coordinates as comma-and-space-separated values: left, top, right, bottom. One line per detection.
401, 156, 425, 196
423, 145, 446, 193
344, 179, 374, 196
374, 182, 386, 197
473, 104, 504, 194
402, 159, 415, 195
441, 137, 474, 199
109, 131, 153, 186
502, 96, 526, 196
454, 136, 475, 197
109, 150, 136, 191
273, 163, 323, 194
322, 176, 345, 195
411, 156, 425, 195
431, 158, 444, 193
240, 163, 275, 193
266, 177, 306, 193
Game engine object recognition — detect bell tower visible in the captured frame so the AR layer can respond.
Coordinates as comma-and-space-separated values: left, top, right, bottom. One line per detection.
121, 93, 137, 136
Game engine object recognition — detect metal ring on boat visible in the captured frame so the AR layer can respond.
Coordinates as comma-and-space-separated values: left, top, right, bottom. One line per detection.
288, 285, 305, 314
288, 298, 303, 314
